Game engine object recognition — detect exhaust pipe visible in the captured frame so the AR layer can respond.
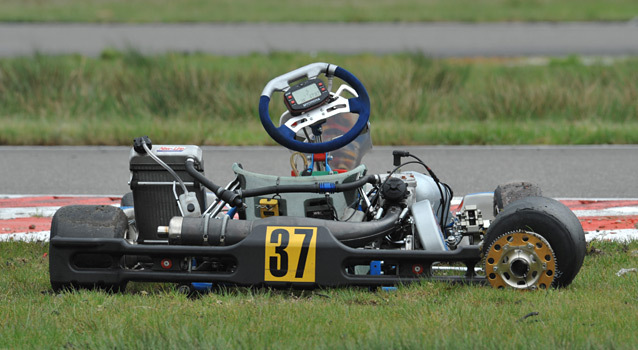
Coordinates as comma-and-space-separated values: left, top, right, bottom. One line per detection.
166, 206, 401, 248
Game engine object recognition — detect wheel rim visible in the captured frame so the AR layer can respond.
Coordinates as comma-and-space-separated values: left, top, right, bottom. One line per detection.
485, 230, 556, 290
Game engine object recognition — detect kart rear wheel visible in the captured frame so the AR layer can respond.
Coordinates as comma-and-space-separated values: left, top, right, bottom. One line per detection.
120, 192, 134, 207
493, 182, 542, 216
483, 197, 586, 289
49, 205, 129, 292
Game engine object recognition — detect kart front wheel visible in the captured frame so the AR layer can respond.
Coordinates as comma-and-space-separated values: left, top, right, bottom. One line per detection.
49, 205, 129, 292
482, 197, 586, 290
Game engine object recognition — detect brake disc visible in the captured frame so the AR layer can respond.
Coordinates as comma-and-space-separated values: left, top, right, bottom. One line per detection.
484, 230, 556, 290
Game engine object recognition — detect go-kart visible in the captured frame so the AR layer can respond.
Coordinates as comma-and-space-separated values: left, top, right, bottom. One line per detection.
49, 63, 586, 292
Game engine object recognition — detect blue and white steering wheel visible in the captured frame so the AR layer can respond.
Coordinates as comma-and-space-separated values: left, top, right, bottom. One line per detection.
259, 62, 370, 154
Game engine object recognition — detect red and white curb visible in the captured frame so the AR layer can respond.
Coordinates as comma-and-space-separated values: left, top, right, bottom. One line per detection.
1, 195, 637, 243
560, 199, 638, 243
0, 195, 121, 242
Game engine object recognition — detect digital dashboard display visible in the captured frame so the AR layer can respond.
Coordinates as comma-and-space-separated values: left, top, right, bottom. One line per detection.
291, 84, 322, 104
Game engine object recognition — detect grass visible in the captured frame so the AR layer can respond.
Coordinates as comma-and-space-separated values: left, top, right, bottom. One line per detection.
0, 240, 636, 348
1, 0, 638, 22
1, 52, 637, 146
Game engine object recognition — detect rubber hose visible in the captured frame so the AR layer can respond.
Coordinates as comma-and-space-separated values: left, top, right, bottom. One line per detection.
185, 159, 243, 207
239, 174, 378, 198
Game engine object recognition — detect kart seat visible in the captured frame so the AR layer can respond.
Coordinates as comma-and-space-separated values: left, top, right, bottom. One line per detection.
232, 163, 367, 220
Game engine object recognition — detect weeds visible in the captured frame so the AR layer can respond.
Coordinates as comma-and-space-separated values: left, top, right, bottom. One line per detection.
1, 52, 637, 146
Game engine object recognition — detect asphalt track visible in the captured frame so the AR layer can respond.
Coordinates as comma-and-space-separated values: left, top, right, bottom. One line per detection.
2, 22, 638, 57
2, 145, 636, 198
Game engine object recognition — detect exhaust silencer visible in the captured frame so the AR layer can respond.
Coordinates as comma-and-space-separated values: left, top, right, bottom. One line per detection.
166, 206, 401, 248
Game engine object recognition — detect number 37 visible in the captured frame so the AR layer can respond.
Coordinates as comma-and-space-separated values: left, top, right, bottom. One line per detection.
264, 226, 317, 282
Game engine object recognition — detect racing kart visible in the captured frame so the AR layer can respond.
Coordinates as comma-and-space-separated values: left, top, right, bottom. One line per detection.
48, 63, 586, 292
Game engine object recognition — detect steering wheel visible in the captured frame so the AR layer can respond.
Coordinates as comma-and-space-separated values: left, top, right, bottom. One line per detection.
259, 62, 370, 154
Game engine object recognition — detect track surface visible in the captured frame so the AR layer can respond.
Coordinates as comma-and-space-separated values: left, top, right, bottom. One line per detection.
1, 195, 636, 243
2, 145, 636, 198
2, 22, 638, 57
2, 145, 636, 242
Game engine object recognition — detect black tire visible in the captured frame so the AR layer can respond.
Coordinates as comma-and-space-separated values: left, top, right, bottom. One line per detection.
483, 196, 586, 289
120, 192, 134, 207
493, 182, 542, 216
51, 205, 128, 239
49, 205, 128, 292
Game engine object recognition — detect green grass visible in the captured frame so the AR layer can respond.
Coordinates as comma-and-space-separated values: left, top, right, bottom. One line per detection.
1, 0, 638, 22
1, 241, 636, 348
1, 52, 637, 146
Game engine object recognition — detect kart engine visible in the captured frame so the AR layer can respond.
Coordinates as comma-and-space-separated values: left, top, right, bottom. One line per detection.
374, 171, 453, 251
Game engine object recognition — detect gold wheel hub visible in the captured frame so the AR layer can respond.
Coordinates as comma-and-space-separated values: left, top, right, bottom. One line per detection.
485, 230, 556, 290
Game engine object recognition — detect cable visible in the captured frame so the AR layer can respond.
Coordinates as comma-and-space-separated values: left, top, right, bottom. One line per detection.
289, 152, 309, 176
399, 154, 447, 227
387, 155, 451, 228
325, 194, 339, 221
141, 142, 188, 195
380, 160, 424, 191
340, 193, 364, 222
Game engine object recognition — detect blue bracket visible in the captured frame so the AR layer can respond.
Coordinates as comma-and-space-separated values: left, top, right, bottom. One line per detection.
324, 152, 332, 173
191, 282, 213, 292
370, 260, 397, 291
370, 260, 382, 275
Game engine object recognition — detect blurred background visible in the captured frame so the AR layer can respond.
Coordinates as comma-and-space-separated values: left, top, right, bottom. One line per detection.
0, 0, 637, 147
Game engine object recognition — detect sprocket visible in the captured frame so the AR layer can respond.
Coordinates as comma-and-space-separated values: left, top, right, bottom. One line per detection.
484, 230, 557, 290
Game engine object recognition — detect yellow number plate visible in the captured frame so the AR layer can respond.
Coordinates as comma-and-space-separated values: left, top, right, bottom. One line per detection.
264, 226, 317, 282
